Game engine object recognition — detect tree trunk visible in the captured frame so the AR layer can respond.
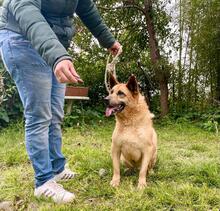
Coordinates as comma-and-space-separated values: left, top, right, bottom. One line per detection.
137, 61, 152, 107
187, 25, 193, 109
216, 65, 220, 101
144, 0, 169, 116
177, 0, 183, 112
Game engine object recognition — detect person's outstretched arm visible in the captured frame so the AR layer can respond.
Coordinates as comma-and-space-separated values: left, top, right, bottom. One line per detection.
76, 0, 116, 49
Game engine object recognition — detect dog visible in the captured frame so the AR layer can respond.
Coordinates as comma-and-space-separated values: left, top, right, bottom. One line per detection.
105, 74, 157, 189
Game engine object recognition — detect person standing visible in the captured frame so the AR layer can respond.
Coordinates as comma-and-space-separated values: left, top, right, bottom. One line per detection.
0, 0, 121, 203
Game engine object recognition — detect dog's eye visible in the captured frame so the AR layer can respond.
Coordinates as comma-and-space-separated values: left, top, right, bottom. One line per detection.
117, 90, 126, 97
110, 90, 114, 94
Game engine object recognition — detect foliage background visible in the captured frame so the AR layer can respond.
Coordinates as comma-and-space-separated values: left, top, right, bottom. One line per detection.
0, 0, 219, 130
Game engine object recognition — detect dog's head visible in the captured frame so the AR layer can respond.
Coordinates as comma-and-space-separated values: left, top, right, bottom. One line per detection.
105, 74, 139, 117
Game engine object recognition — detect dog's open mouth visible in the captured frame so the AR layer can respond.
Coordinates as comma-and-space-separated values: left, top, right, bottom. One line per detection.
105, 103, 125, 117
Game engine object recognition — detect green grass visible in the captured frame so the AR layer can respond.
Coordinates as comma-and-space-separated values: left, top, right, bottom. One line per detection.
0, 120, 219, 210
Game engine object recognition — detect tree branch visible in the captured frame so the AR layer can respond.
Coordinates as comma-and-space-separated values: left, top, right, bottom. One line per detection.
144, 0, 152, 13
98, 4, 145, 15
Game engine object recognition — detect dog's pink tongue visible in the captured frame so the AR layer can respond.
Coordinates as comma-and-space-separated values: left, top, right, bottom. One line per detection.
105, 107, 114, 117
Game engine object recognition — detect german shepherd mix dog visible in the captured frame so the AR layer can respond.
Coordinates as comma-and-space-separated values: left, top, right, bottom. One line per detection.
105, 74, 157, 189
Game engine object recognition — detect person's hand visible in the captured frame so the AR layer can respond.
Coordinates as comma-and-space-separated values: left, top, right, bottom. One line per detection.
108, 41, 122, 56
54, 60, 83, 83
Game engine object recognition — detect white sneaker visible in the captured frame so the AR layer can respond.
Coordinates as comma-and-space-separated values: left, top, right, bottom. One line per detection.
34, 179, 75, 204
54, 168, 76, 182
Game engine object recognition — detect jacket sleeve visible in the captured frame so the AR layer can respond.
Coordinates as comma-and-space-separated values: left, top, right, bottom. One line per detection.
8, 0, 71, 69
76, 0, 115, 49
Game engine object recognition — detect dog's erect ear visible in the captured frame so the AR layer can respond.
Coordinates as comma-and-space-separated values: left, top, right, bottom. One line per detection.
126, 74, 139, 94
109, 73, 118, 89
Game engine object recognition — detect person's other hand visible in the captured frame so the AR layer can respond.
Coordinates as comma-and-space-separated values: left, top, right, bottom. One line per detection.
54, 60, 83, 83
108, 41, 122, 56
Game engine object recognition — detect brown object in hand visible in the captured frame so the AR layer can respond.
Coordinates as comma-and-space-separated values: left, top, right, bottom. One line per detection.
72, 74, 84, 83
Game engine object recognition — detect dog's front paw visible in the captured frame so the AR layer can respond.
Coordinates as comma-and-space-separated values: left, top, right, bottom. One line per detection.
110, 179, 120, 187
137, 180, 147, 189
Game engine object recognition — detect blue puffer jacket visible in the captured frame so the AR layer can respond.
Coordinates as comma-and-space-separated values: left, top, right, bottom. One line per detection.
0, 0, 115, 68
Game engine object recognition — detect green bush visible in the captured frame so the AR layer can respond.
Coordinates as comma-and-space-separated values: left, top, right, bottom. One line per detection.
0, 63, 23, 128
63, 103, 107, 127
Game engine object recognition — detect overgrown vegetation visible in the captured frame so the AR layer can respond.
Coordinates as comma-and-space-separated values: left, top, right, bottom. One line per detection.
0, 120, 219, 210
0, 0, 219, 127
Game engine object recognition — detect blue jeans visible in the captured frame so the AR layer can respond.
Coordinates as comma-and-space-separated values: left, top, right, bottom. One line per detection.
0, 30, 66, 187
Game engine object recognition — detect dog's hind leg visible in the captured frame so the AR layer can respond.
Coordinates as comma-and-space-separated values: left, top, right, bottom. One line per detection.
148, 146, 157, 171
147, 130, 157, 173
137, 147, 153, 189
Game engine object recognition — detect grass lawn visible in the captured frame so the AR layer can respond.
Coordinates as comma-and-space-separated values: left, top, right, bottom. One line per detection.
0, 119, 219, 210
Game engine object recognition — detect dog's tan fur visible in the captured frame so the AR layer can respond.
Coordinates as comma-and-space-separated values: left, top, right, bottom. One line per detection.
105, 74, 157, 189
